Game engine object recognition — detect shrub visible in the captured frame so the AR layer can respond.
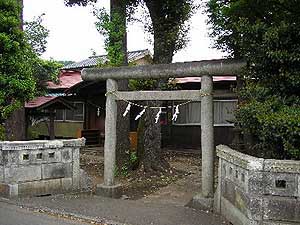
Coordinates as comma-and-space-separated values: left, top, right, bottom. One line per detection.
237, 96, 300, 159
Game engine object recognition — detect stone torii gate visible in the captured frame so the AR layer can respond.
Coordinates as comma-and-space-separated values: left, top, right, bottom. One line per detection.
82, 59, 244, 206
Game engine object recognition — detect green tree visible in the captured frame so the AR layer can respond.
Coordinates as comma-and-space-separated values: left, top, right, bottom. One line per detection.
24, 14, 49, 56
136, 0, 195, 172
31, 59, 62, 95
1, 0, 61, 140
0, 0, 36, 139
99, 0, 132, 172
207, 0, 300, 159
24, 14, 62, 95
143, 0, 194, 63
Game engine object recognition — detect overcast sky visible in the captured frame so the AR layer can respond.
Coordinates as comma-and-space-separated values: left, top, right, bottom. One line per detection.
23, 0, 225, 62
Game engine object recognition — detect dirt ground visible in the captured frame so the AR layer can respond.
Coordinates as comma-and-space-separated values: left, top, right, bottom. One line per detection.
80, 147, 203, 205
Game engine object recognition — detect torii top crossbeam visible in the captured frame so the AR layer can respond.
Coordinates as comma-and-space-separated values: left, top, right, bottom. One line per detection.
81, 59, 245, 81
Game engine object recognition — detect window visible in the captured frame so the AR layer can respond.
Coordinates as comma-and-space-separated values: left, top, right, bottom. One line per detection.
173, 100, 237, 126
214, 100, 237, 125
66, 102, 84, 121
55, 109, 64, 120
55, 102, 84, 122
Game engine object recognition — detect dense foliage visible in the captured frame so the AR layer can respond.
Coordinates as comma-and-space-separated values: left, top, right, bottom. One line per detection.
32, 59, 62, 95
207, 0, 300, 159
142, 0, 195, 63
0, 0, 61, 139
93, 6, 127, 66
0, 0, 36, 120
24, 14, 49, 56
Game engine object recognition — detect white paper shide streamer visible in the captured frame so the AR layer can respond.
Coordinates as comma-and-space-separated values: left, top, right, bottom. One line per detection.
155, 108, 162, 123
123, 103, 131, 117
135, 107, 146, 120
105, 91, 196, 123
172, 105, 179, 121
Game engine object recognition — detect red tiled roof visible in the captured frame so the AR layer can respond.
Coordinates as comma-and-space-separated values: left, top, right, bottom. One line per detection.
25, 96, 75, 110
25, 70, 83, 109
174, 76, 236, 83
47, 70, 82, 89
25, 96, 57, 108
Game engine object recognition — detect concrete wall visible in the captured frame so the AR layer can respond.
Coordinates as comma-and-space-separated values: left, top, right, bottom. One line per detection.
0, 138, 85, 197
215, 145, 300, 225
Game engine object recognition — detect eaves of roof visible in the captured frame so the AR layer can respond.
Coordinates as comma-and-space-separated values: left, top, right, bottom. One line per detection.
25, 96, 75, 110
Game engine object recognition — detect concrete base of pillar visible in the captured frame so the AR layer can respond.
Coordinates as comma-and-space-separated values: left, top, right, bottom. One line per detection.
186, 194, 214, 212
95, 183, 122, 198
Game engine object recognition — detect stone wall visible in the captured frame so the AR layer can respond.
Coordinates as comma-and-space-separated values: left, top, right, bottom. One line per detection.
215, 145, 300, 225
0, 138, 85, 197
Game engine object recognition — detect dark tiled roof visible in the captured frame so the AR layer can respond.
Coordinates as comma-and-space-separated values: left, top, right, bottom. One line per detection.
62, 49, 151, 70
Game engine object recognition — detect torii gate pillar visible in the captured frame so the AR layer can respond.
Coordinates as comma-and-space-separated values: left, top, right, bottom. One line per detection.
96, 79, 122, 197
201, 75, 214, 198
188, 75, 215, 210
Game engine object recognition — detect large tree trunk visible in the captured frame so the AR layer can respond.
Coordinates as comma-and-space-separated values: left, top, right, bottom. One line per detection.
136, 0, 181, 172
110, 0, 131, 170
145, 0, 178, 64
141, 101, 169, 172
4, 108, 26, 141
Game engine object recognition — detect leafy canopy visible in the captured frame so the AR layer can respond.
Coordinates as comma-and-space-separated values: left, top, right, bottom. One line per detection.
93, 6, 127, 67
0, 0, 36, 120
207, 0, 300, 159
24, 14, 49, 56
0, 0, 62, 123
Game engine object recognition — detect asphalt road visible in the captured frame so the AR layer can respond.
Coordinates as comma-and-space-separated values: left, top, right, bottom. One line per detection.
0, 201, 91, 225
